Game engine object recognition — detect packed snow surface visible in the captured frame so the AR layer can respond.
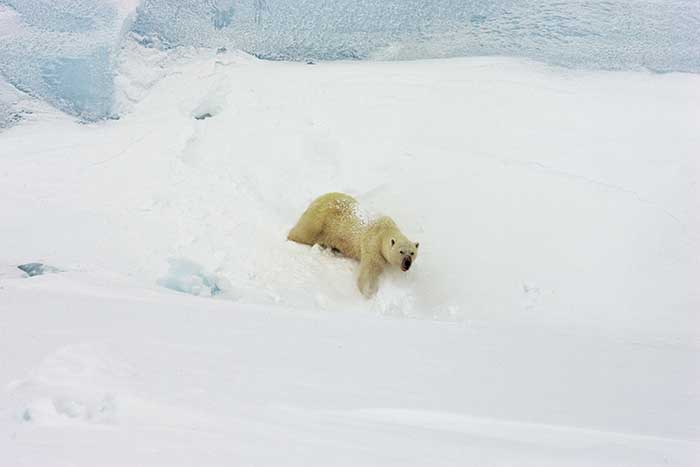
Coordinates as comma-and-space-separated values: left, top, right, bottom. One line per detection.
1, 46, 699, 465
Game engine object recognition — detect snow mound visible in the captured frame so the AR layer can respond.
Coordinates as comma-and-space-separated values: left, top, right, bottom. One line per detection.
9, 343, 133, 426
3, 45, 698, 335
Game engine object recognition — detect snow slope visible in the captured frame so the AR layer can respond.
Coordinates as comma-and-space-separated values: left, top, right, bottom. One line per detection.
1, 45, 699, 465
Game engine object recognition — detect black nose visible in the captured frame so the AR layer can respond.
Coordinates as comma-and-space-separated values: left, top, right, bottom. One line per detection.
402, 257, 412, 271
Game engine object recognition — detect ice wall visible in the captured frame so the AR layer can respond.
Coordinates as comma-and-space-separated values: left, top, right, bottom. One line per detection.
133, 0, 700, 69
0, 1, 138, 120
1, 0, 699, 120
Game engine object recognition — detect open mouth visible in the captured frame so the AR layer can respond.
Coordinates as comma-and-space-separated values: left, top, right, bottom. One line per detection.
401, 257, 412, 272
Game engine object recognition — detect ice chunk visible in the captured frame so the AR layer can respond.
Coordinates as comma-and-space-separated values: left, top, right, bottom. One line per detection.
17, 263, 62, 277
158, 258, 229, 297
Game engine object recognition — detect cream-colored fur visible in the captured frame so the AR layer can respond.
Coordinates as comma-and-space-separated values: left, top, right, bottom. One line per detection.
288, 192, 419, 297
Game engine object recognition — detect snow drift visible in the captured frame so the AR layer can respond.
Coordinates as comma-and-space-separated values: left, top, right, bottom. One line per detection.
0, 36, 698, 466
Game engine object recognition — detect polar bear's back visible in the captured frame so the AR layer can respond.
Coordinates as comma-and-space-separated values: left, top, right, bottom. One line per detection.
288, 192, 386, 260
311, 192, 366, 260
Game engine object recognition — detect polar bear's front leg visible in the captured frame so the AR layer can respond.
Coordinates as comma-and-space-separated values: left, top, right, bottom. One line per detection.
358, 257, 383, 298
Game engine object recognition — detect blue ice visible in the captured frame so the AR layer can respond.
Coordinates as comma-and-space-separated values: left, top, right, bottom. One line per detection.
1, 0, 698, 120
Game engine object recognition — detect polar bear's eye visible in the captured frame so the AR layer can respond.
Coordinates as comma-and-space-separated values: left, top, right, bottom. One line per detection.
400, 250, 405, 255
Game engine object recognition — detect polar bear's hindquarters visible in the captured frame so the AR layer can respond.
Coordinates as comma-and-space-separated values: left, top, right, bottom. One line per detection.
287, 192, 347, 245
287, 192, 361, 254
287, 206, 323, 245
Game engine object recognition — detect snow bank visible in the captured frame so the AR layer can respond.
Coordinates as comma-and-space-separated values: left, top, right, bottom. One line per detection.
1, 270, 698, 466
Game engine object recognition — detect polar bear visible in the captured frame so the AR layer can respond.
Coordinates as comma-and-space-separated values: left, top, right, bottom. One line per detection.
287, 192, 419, 297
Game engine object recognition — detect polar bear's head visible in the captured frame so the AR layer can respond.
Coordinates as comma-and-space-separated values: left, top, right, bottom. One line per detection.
386, 237, 419, 272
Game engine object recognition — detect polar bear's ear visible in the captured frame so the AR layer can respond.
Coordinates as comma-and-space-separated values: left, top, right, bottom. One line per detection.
391, 238, 396, 247
415, 242, 420, 248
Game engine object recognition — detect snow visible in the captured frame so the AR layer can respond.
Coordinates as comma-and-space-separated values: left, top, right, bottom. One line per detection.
1, 271, 698, 465
1, 43, 699, 465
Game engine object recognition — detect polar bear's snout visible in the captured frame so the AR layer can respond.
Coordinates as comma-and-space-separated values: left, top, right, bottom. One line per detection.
401, 256, 412, 272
